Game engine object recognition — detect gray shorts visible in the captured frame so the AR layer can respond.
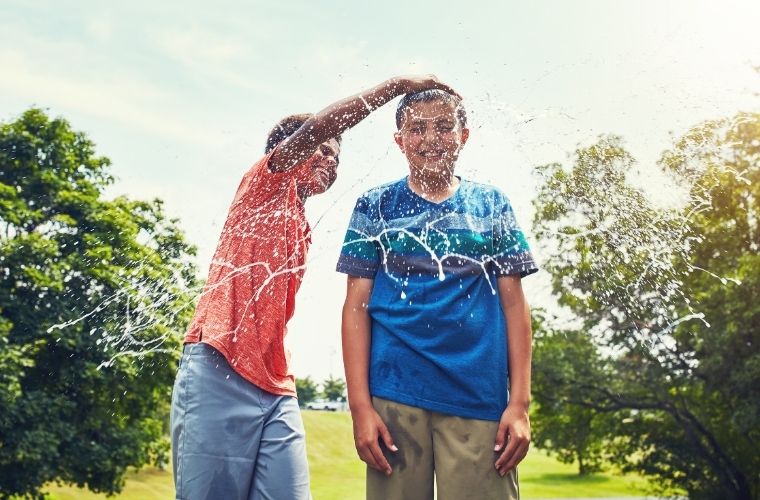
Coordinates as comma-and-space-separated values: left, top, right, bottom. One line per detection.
171, 342, 310, 500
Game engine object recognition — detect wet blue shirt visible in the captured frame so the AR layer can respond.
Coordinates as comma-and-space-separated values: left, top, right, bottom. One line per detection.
336, 177, 538, 421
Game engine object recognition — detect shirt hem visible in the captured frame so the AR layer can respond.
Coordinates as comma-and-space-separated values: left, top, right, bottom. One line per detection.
336, 263, 377, 279
185, 338, 297, 398
370, 386, 504, 422
494, 260, 539, 278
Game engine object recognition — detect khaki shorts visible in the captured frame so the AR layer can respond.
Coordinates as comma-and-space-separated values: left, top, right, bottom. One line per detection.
367, 397, 519, 500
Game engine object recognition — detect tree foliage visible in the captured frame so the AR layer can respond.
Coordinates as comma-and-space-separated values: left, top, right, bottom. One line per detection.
296, 376, 318, 406
0, 109, 198, 498
321, 376, 346, 402
531, 312, 616, 475
531, 113, 760, 499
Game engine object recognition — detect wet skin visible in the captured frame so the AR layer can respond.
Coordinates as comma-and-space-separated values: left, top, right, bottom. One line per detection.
296, 137, 341, 200
394, 99, 469, 201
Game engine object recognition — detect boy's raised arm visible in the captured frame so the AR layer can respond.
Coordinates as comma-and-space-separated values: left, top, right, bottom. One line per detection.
270, 75, 459, 172
494, 275, 533, 476
341, 275, 397, 476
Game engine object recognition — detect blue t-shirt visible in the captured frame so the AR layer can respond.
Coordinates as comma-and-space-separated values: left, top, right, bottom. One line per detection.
336, 177, 538, 421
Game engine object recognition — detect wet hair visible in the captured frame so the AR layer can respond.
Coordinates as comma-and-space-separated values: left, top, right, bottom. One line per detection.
395, 90, 467, 130
265, 113, 312, 153
265, 113, 343, 153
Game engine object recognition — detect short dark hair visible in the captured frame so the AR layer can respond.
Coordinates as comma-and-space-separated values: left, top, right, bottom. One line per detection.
265, 114, 344, 154
265, 113, 313, 153
395, 90, 467, 130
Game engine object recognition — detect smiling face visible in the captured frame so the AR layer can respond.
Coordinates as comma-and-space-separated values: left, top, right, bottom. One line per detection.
296, 138, 341, 200
394, 99, 469, 179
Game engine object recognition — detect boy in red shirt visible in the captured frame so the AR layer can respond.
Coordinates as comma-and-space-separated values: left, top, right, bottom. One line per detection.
171, 76, 457, 500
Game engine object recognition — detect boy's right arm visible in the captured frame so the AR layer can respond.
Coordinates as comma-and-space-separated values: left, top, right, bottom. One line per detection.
270, 75, 458, 172
342, 275, 397, 476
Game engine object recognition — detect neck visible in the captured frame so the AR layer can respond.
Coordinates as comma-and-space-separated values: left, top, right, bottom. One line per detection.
407, 170, 459, 202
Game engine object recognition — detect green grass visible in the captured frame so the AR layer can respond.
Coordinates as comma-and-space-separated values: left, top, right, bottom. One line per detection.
44, 411, 654, 499
518, 451, 650, 498
43, 468, 173, 500
303, 411, 653, 499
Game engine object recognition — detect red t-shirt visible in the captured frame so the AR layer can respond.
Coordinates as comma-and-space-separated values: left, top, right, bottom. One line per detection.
184, 151, 314, 396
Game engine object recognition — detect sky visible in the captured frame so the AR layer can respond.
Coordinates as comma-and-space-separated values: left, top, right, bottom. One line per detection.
2, 0, 759, 381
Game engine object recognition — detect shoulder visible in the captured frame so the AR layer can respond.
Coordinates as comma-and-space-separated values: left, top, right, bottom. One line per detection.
229, 152, 279, 206
251, 149, 313, 180
241, 151, 299, 194
354, 178, 406, 208
458, 178, 512, 208
248, 150, 277, 175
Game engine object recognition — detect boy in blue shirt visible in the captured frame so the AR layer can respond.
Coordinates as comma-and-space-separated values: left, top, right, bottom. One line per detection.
337, 90, 538, 499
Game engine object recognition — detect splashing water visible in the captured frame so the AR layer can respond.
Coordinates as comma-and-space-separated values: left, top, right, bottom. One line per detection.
44, 106, 754, 374
532, 115, 754, 359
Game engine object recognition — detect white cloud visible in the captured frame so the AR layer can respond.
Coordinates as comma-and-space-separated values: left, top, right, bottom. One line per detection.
154, 27, 278, 92
157, 28, 247, 75
86, 13, 114, 42
0, 46, 214, 145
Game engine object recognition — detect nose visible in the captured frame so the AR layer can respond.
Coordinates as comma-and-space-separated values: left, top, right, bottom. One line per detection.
422, 127, 439, 144
321, 155, 338, 168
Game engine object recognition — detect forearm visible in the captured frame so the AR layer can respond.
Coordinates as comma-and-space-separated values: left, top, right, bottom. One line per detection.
305, 79, 404, 146
341, 279, 374, 411
271, 74, 457, 171
273, 80, 402, 171
498, 277, 533, 410
342, 277, 397, 473
505, 298, 532, 409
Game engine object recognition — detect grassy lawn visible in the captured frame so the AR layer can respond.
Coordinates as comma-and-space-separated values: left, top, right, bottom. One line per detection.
304, 411, 653, 499
44, 411, 655, 499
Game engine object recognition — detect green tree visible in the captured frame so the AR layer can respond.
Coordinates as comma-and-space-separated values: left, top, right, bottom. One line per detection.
531, 313, 615, 475
296, 376, 318, 406
321, 376, 346, 402
0, 108, 198, 498
532, 115, 760, 499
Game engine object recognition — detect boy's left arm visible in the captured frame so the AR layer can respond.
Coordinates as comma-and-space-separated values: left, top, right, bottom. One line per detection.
494, 275, 532, 476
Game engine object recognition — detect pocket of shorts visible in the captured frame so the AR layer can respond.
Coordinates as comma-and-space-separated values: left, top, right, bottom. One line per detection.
177, 344, 192, 371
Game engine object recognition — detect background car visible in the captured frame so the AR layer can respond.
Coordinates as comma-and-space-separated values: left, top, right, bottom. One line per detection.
305, 399, 344, 411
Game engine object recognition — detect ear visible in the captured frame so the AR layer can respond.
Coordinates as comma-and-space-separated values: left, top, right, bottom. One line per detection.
394, 132, 405, 152
459, 128, 470, 147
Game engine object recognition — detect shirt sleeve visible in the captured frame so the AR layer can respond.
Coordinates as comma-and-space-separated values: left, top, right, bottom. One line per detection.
231, 149, 318, 209
336, 195, 381, 279
493, 193, 539, 278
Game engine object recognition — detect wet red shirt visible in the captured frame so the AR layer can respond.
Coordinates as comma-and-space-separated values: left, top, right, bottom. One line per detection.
184, 151, 314, 396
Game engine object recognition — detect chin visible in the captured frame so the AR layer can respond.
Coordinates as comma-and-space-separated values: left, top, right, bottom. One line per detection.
418, 163, 454, 174
310, 186, 331, 197
323, 179, 337, 193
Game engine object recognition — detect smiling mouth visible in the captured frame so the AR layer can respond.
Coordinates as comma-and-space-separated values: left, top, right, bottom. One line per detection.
417, 150, 447, 159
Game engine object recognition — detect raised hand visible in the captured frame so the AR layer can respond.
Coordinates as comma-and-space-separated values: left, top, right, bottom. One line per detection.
391, 74, 461, 98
